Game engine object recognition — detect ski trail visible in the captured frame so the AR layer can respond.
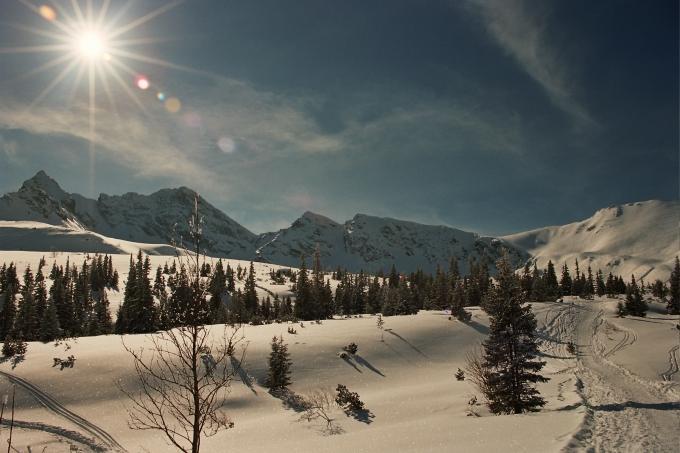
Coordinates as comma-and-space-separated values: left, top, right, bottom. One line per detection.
0, 418, 107, 451
0, 370, 126, 452
661, 345, 679, 381
564, 305, 680, 452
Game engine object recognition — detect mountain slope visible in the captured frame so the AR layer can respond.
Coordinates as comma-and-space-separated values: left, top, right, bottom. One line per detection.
0, 171, 256, 259
502, 200, 679, 281
1, 172, 675, 278
255, 211, 526, 274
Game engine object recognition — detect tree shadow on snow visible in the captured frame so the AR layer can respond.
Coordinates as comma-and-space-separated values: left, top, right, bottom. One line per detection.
591, 401, 680, 412
384, 329, 429, 358
270, 388, 310, 413
464, 320, 489, 336
353, 354, 385, 377
0, 355, 25, 370
343, 407, 375, 425
229, 356, 257, 395
341, 355, 363, 373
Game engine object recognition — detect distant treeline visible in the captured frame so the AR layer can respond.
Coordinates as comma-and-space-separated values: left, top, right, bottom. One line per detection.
0, 252, 678, 342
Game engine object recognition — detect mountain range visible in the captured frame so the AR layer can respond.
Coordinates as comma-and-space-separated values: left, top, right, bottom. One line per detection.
0, 171, 677, 279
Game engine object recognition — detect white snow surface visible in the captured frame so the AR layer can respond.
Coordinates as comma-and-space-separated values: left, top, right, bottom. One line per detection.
0, 250, 678, 451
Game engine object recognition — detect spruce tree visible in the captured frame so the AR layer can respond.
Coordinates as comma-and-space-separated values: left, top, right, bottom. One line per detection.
294, 257, 311, 320
559, 263, 572, 297
481, 253, 548, 414
668, 256, 680, 315
451, 281, 470, 322
267, 335, 292, 389
39, 299, 61, 342
625, 276, 647, 317
595, 270, 606, 297
543, 261, 559, 301
243, 262, 259, 319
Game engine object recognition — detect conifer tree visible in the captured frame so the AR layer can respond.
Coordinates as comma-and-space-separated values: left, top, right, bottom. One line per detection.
480, 253, 547, 414
294, 257, 311, 320
267, 335, 292, 389
520, 262, 533, 298
543, 261, 559, 300
91, 291, 113, 335
451, 281, 470, 322
595, 270, 606, 297
39, 298, 61, 342
17, 267, 39, 340
366, 277, 381, 314
559, 264, 572, 296
388, 265, 399, 289
668, 256, 680, 315
584, 266, 595, 297
624, 276, 647, 317
243, 262, 259, 319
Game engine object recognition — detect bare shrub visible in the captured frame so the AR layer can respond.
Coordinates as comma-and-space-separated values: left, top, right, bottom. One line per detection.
465, 347, 491, 403
298, 389, 342, 435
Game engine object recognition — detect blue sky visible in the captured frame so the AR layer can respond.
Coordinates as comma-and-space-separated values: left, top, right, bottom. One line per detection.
0, 0, 677, 235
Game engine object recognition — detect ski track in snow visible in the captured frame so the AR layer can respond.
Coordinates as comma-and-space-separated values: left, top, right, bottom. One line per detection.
0, 419, 107, 451
661, 345, 679, 382
0, 370, 127, 452
561, 304, 680, 452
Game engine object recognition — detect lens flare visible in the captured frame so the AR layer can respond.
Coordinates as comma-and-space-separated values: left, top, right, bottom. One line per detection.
157, 92, 165, 101
136, 76, 150, 90
38, 5, 56, 22
164, 97, 181, 113
218, 136, 236, 153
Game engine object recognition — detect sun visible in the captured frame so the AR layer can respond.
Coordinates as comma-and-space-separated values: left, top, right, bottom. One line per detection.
0, 1, 191, 195
75, 30, 107, 60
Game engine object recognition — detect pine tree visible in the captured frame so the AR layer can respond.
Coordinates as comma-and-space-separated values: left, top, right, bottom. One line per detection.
595, 270, 606, 297
0, 263, 19, 340
559, 263, 572, 297
91, 291, 113, 335
267, 335, 292, 389
39, 299, 61, 342
17, 267, 39, 340
668, 256, 680, 315
480, 253, 548, 414
243, 262, 258, 319
294, 257, 311, 320
33, 267, 48, 321
451, 281, 470, 322
585, 266, 595, 297
388, 265, 399, 289
624, 276, 647, 317
543, 261, 559, 301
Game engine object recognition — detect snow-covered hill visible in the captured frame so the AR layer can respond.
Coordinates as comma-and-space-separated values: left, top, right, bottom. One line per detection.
255, 211, 526, 274
502, 200, 680, 281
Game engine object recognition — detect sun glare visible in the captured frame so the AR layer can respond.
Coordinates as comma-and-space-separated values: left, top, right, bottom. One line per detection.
3, 0, 189, 194
75, 31, 106, 59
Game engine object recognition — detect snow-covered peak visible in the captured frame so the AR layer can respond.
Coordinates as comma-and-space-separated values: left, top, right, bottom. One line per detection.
19, 170, 69, 201
296, 211, 340, 227
502, 199, 679, 280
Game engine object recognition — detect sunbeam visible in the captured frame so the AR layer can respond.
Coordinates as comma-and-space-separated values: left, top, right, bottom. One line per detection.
7, 0, 186, 197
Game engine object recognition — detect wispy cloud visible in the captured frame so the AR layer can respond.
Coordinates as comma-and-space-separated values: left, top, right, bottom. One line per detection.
464, 0, 593, 125
0, 134, 20, 163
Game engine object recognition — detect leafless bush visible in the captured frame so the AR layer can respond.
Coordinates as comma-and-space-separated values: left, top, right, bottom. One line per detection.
298, 389, 342, 435
119, 195, 248, 453
465, 347, 491, 403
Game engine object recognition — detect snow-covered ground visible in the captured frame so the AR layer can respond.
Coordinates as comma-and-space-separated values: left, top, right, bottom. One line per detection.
0, 249, 678, 452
